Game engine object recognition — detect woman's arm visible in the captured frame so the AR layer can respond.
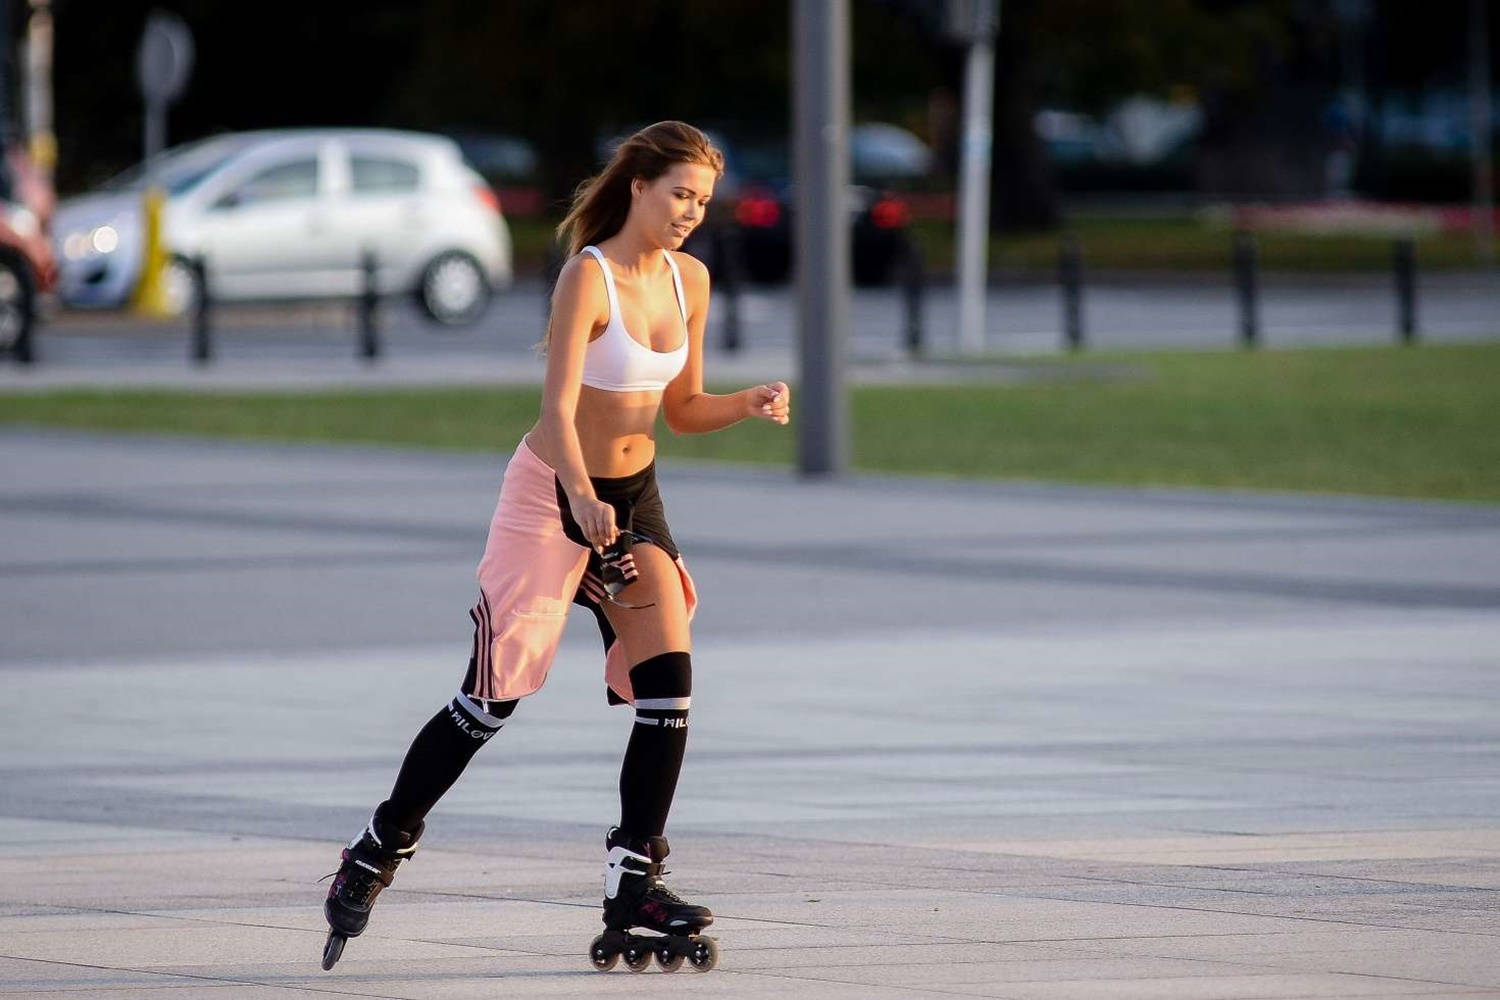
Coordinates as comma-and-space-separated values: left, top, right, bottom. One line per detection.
538, 256, 619, 547
662, 254, 791, 434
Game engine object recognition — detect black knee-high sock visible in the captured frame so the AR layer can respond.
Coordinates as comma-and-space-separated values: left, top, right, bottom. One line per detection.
618, 651, 692, 838
380, 690, 515, 833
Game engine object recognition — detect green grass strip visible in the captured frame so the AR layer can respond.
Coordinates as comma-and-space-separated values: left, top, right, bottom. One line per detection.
2, 343, 1496, 502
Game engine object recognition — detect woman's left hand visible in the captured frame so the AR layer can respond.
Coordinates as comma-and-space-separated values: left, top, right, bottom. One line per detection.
745, 381, 791, 425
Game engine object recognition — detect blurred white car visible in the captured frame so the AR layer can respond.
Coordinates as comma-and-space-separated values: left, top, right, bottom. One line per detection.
54, 128, 513, 325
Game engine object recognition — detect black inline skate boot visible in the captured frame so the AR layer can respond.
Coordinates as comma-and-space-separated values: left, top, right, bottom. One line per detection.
319, 810, 422, 970
588, 827, 717, 973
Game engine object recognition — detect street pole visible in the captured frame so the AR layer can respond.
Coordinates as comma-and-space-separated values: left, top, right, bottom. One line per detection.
954, 0, 998, 355
1470, 0, 1494, 267
25, 0, 54, 182
0, 0, 11, 148
793, 0, 850, 477
134, 13, 193, 317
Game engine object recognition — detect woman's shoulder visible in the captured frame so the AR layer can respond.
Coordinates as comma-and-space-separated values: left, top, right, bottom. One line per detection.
667, 249, 710, 289
550, 251, 609, 313
557, 248, 608, 284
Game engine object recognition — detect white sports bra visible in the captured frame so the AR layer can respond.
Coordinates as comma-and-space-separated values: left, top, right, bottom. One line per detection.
578, 246, 690, 393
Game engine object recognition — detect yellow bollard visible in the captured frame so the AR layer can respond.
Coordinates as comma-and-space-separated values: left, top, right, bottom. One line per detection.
132, 186, 173, 317
28, 131, 56, 176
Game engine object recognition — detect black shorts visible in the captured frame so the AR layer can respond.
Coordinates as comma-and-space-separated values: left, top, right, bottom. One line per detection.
554, 461, 681, 566
555, 463, 679, 698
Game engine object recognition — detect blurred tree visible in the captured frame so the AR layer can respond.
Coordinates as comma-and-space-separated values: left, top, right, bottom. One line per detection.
1027, 0, 1338, 202
387, 0, 791, 207
48, 0, 417, 190
33, 0, 1489, 211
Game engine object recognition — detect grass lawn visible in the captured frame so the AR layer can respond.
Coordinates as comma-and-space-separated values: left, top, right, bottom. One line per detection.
2, 343, 1496, 502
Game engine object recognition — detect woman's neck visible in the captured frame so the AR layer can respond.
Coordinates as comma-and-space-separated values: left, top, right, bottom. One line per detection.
600, 228, 665, 279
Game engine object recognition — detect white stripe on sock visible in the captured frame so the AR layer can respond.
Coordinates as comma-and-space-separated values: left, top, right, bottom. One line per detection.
633, 696, 691, 710
454, 691, 507, 729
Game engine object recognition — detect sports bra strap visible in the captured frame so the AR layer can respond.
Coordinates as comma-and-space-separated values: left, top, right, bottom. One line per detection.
581, 246, 620, 317
662, 250, 688, 323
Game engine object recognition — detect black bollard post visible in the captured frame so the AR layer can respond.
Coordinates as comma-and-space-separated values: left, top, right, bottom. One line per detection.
358, 251, 381, 361
1233, 229, 1259, 349
1059, 235, 1084, 352
902, 236, 924, 356
716, 226, 742, 353
190, 256, 212, 364
1394, 236, 1417, 345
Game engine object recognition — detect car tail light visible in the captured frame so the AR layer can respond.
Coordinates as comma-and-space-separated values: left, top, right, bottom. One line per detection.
870, 196, 910, 229
735, 195, 781, 228
473, 184, 502, 215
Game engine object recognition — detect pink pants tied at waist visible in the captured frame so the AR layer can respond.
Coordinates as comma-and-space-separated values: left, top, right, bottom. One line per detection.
470, 436, 697, 705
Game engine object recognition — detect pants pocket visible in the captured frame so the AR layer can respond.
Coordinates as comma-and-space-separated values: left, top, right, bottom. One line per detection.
488, 601, 569, 699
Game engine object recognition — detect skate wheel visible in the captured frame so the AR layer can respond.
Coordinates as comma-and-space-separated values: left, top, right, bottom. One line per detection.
623, 941, 653, 972
688, 936, 718, 972
655, 942, 684, 972
321, 932, 346, 971
588, 934, 619, 971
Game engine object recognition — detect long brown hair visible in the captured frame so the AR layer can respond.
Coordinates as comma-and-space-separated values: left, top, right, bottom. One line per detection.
556, 121, 725, 257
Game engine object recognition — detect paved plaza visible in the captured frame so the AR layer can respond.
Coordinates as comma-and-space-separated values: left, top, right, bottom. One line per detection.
1, 429, 1498, 998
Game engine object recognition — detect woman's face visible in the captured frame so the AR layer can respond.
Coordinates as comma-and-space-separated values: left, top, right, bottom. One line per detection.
632, 162, 717, 249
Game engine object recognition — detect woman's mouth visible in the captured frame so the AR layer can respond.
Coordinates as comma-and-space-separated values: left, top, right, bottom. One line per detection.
671, 223, 692, 237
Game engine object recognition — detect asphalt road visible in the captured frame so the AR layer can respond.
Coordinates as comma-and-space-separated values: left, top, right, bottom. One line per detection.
24, 270, 1500, 370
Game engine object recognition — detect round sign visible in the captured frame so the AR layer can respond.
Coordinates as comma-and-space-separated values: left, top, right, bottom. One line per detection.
136, 12, 194, 104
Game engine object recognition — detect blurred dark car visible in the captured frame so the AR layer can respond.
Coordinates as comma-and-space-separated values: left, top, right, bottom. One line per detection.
711, 180, 912, 286
683, 129, 920, 287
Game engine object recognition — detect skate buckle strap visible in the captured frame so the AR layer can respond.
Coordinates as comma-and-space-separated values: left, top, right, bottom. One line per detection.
603, 844, 653, 899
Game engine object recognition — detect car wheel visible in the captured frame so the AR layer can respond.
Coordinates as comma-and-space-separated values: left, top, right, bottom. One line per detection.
0, 250, 37, 356
418, 250, 489, 326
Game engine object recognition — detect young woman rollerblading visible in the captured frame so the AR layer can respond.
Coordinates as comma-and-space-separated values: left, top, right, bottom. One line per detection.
320, 121, 790, 973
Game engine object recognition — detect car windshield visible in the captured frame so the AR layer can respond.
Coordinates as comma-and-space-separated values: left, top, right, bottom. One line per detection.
101, 137, 254, 195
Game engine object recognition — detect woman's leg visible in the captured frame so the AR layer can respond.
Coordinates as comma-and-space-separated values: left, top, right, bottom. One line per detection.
379, 682, 517, 832
324, 666, 517, 948
594, 544, 713, 941
600, 541, 693, 839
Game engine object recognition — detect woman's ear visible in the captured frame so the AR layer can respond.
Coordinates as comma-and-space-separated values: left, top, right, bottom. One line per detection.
630, 177, 645, 199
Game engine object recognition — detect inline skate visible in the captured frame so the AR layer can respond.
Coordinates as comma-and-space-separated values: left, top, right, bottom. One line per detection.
588, 827, 717, 972
320, 811, 422, 970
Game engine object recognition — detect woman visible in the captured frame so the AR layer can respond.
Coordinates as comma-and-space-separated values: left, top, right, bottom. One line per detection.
321, 121, 791, 974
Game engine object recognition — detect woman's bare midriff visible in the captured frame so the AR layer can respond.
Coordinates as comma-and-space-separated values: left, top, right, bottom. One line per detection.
524, 385, 664, 480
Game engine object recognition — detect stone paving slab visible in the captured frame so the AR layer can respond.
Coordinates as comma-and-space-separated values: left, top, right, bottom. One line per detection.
2, 431, 1499, 997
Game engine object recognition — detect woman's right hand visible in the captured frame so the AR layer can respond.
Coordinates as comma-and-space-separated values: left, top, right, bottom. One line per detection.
570, 495, 618, 551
